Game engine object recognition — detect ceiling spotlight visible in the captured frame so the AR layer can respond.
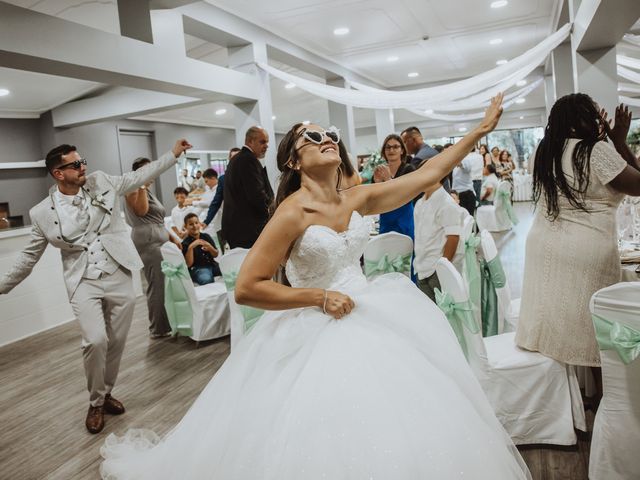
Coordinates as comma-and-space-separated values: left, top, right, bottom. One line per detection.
516, 79, 527, 87
215, 108, 227, 115
387, 55, 399, 62
489, 38, 503, 45
285, 83, 296, 89
0, 88, 9, 97
333, 27, 350, 36
408, 72, 419, 78
458, 127, 467, 132
519, 116, 524, 119
515, 98, 525, 104
490, 1, 508, 8
424, 109, 434, 115
496, 59, 508, 65
302, 120, 311, 125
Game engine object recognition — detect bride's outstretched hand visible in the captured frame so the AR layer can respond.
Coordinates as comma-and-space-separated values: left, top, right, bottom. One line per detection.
324, 290, 355, 320
477, 93, 504, 135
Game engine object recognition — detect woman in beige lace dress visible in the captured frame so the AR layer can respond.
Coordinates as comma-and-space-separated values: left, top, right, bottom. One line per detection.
516, 96, 640, 367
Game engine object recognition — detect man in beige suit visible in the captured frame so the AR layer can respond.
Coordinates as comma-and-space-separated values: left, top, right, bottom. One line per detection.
0, 138, 192, 433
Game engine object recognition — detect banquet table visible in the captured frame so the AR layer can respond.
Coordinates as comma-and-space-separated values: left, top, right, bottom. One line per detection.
512, 171, 532, 202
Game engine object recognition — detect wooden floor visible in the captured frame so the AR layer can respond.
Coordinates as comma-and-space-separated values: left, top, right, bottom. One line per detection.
0, 202, 593, 480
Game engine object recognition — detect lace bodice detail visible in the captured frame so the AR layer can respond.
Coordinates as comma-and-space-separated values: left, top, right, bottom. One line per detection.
285, 211, 370, 290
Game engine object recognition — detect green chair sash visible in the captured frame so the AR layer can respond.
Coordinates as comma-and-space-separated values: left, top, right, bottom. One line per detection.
480, 257, 506, 337
364, 253, 412, 277
161, 261, 194, 336
222, 271, 264, 333
464, 234, 482, 311
496, 189, 519, 225
435, 288, 480, 361
592, 313, 640, 364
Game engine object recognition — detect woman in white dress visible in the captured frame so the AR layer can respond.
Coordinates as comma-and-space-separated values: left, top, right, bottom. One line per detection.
517, 97, 640, 368
100, 95, 531, 479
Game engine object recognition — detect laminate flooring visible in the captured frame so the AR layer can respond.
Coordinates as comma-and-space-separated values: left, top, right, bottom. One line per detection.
0, 202, 593, 479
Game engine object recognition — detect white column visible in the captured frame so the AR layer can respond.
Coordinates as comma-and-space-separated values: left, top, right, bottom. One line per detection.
543, 74, 555, 121
327, 78, 357, 167
228, 42, 277, 188
551, 42, 577, 100
375, 109, 395, 148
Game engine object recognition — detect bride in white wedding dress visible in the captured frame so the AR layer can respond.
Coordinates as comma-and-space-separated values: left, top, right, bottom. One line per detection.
101, 94, 531, 479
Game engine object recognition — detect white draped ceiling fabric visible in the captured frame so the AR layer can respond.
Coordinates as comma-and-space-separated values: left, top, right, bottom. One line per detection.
257, 23, 571, 122
617, 54, 640, 104
623, 34, 640, 47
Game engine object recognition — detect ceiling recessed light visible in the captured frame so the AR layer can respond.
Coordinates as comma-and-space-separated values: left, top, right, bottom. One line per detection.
489, 38, 503, 45
271, 115, 276, 120
515, 98, 525, 104
0, 88, 9, 97
302, 120, 311, 125
387, 55, 399, 62
215, 108, 227, 115
516, 79, 527, 87
408, 72, 419, 78
496, 59, 508, 65
285, 83, 296, 89
333, 27, 350, 36
519, 116, 524, 119
490, 0, 508, 8
424, 109, 434, 115
458, 127, 467, 132
617, 87, 621, 91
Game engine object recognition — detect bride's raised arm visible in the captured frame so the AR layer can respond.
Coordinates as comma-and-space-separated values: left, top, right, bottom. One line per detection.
352, 94, 504, 216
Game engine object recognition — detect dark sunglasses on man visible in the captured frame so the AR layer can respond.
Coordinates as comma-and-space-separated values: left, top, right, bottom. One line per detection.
56, 158, 88, 170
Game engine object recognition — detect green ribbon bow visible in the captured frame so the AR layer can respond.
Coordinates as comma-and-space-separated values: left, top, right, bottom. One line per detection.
435, 288, 480, 360
496, 189, 519, 225
464, 234, 482, 312
364, 253, 412, 277
592, 313, 640, 365
480, 257, 506, 337
222, 271, 264, 333
161, 261, 194, 336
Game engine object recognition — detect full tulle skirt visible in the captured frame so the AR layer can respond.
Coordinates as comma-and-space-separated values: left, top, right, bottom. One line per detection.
100, 273, 530, 479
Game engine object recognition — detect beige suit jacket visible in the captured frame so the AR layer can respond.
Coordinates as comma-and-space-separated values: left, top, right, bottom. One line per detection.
0, 151, 178, 298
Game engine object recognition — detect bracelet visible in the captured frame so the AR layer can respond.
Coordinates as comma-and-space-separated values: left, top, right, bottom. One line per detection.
322, 289, 328, 314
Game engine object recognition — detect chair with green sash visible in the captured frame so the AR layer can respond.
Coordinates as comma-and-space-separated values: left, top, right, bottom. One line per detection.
160, 242, 230, 345
461, 215, 481, 326
435, 257, 585, 445
588, 282, 640, 480
363, 232, 413, 279
218, 248, 265, 349
475, 180, 518, 232
479, 229, 520, 336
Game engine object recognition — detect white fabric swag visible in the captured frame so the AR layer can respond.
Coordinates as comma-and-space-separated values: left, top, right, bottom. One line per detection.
257, 23, 570, 111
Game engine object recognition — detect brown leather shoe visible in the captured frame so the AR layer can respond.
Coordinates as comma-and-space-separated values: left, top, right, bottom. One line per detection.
104, 394, 125, 415
85, 405, 105, 434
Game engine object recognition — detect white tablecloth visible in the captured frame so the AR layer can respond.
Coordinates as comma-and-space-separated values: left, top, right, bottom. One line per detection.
512, 172, 532, 202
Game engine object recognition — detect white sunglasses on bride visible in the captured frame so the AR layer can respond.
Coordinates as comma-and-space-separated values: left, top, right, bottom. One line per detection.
295, 126, 341, 150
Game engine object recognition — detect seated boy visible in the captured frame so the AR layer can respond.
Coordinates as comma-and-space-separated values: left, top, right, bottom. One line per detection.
414, 179, 467, 302
181, 213, 221, 285
170, 187, 195, 239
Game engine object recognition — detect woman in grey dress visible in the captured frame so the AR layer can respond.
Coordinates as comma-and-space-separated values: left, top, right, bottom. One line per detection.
125, 157, 174, 337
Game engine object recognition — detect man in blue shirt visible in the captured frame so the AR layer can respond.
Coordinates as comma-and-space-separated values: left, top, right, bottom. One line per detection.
401, 126, 450, 192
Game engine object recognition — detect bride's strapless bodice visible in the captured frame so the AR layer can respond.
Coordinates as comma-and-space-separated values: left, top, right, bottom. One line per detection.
285, 211, 369, 290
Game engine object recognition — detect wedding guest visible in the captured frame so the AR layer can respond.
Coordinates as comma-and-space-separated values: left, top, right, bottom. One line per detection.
0, 139, 191, 433
470, 147, 485, 204
192, 170, 205, 191
497, 149, 515, 182
178, 168, 194, 192
402, 127, 450, 192
479, 144, 491, 165
414, 178, 467, 302
182, 213, 221, 285
124, 158, 174, 339
169, 187, 194, 240
480, 163, 499, 205
490, 146, 501, 167
191, 169, 218, 219
373, 134, 415, 239
222, 126, 274, 248
452, 148, 478, 216
517, 97, 640, 376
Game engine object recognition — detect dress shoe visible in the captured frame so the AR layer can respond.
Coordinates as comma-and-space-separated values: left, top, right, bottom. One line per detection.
104, 394, 125, 415
85, 405, 105, 434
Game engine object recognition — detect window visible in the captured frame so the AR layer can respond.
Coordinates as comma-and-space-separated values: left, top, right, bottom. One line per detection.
485, 127, 544, 168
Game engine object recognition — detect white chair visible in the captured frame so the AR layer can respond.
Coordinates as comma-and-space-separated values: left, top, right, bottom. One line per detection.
588, 282, 640, 480
435, 258, 586, 445
164, 216, 181, 243
479, 230, 520, 334
475, 181, 516, 232
218, 248, 264, 349
159, 242, 230, 344
363, 232, 413, 279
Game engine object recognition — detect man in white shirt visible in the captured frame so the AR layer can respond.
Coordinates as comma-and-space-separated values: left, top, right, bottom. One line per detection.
178, 168, 194, 192
468, 147, 484, 206
169, 186, 195, 240
481, 163, 500, 205
191, 170, 205, 191
190, 169, 219, 219
452, 150, 478, 217
414, 180, 467, 302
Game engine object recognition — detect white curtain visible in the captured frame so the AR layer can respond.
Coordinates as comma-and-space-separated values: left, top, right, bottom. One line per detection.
623, 34, 640, 47
618, 65, 640, 85
617, 55, 640, 71
620, 95, 640, 107
257, 23, 571, 110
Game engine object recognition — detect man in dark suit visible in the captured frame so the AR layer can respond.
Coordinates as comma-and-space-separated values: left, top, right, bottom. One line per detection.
222, 127, 274, 248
